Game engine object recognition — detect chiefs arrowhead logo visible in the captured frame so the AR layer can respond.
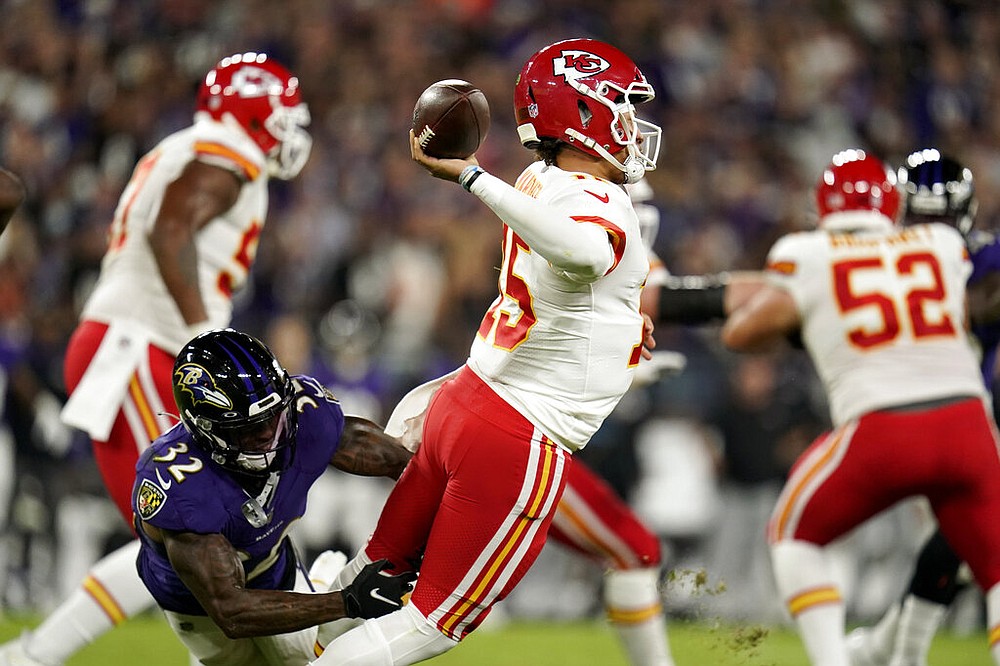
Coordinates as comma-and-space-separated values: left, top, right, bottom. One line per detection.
552, 50, 611, 84
229, 65, 283, 99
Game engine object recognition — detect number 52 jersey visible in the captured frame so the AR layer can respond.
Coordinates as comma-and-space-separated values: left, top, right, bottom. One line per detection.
766, 221, 986, 426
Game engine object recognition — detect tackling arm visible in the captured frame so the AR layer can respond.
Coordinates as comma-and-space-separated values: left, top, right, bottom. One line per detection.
331, 416, 413, 479
142, 523, 412, 638
147, 160, 241, 336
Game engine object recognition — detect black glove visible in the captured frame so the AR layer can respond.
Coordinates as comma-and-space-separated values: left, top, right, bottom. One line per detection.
341, 559, 417, 619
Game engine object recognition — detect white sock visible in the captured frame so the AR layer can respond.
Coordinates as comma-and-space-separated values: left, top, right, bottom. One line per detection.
603, 568, 675, 666
313, 604, 456, 666
888, 595, 946, 666
770, 539, 848, 666
24, 540, 155, 665
983, 583, 1000, 665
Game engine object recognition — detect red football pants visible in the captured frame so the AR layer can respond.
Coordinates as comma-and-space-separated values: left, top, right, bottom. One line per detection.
549, 458, 662, 570
769, 397, 1000, 590
363, 366, 570, 640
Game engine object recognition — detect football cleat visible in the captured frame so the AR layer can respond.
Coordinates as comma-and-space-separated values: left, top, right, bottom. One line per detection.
845, 626, 890, 666
0, 634, 53, 666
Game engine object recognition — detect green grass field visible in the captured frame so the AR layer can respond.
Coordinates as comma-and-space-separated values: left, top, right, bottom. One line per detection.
0, 614, 993, 665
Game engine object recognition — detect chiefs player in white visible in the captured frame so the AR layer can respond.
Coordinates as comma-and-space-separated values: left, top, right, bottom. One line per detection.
0, 52, 311, 666
317, 180, 676, 666
721, 149, 1000, 666
313, 38, 661, 665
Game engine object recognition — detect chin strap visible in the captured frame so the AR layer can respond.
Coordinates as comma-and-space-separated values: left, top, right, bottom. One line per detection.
240, 470, 281, 527
564, 128, 648, 183
622, 155, 646, 183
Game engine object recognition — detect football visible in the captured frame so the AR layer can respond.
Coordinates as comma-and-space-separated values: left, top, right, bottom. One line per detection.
412, 79, 490, 159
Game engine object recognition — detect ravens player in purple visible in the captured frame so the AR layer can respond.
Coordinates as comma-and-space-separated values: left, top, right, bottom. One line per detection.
133, 329, 414, 666
848, 150, 1000, 666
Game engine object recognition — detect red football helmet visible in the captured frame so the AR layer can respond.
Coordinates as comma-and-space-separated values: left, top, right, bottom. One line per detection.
815, 149, 901, 226
196, 52, 312, 180
514, 38, 661, 183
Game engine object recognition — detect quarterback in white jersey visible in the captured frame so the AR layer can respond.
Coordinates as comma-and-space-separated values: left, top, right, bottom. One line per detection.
722, 149, 1000, 666
469, 161, 649, 451
0, 53, 312, 666
316, 38, 661, 666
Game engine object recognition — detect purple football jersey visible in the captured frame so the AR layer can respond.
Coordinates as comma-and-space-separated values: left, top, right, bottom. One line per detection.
970, 234, 1000, 385
133, 375, 345, 614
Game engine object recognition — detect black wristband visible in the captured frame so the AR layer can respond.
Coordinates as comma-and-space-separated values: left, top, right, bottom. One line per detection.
459, 165, 485, 192
658, 274, 729, 324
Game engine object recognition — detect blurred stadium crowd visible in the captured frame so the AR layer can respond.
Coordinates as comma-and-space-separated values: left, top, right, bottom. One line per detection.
0, 0, 996, 631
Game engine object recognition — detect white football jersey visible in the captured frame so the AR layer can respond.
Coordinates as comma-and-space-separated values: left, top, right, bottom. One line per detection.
469, 162, 648, 451
82, 119, 269, 354
766, 219, 985, 426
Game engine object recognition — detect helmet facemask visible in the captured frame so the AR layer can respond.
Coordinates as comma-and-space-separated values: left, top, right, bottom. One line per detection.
898, 149, 977, 236
186, 394, 297, 477
563, 78, 661, 183
264, 98, 312, 180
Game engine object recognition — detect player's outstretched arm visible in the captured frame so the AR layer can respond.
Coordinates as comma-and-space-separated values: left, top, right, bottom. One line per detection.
331, 416, 413, 479
720, 284, 800, 352
146, 524, 412, 638
657, 271, 765, 325
0, 168, 25, 237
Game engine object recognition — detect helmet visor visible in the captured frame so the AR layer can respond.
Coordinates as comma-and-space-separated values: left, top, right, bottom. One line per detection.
218, 406, 291, 472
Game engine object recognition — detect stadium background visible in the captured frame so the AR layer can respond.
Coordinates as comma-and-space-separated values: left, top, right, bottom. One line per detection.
0, 0, 997, 658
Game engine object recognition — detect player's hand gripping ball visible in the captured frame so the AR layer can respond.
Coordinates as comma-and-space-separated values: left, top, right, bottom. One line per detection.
411, 80, 490, 159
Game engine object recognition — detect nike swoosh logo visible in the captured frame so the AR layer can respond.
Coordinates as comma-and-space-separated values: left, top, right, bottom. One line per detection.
585, 190, 610, 203
155, 468, 172, 490
369, 587, 400, 607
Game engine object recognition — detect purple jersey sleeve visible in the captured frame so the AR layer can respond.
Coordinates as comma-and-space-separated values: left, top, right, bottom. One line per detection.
970, 236, 1000, 386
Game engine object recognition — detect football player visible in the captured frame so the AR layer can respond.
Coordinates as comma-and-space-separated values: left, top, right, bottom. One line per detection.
313, 38, 662, 665
722, 149, 1000, 665
847, 150, 1000, 666
133, 329, 413, 666
0, 52, 312, 666
315, 180, 680, 666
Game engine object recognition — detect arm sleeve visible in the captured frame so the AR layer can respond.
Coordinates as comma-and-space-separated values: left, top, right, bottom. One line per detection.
470, 172, 614, 280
